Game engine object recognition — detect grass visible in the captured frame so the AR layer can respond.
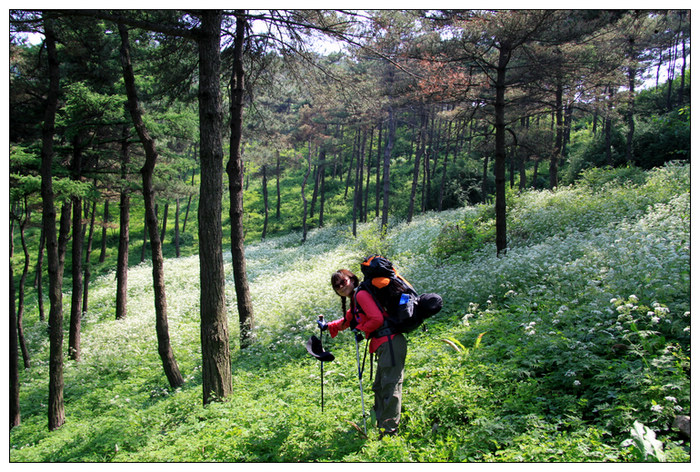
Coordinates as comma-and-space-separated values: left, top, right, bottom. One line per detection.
9, 163, 690, 462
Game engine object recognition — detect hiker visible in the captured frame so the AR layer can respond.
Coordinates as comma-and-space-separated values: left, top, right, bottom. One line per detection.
318, 268, 406, 438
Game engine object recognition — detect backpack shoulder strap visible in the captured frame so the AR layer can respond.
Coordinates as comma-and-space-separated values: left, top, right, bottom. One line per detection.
355, 281, 386, 315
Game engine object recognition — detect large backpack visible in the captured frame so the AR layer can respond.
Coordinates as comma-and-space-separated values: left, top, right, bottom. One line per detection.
356, 255, 441, 336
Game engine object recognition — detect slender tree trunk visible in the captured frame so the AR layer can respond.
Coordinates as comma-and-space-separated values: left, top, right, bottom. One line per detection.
196, 11, 233, 404
41, 15, 65, 431
69, 138, 85, 361
318, 147, 326, 228
82, 199, 96, 314
381, 107, 395, 234
550, 81, 563, 189
10, 255, 20, 429
174, 198, 181, 257
481, 152, 489, 203
310, 148, 319, 219
626, 59, 636, 164
302, 143, 311, 241
519, 149, 527, 191
35, 228, 46, 322
227, 11, 255, 350
352, 130, 366, 236
99, 200, 108, 263
69, 194, 83, 361
408, 108, 427, 224
344, 129, 358, 198
375, 123, 382, 217
438, 120, 452, 211
494, 43, 511, 256
17, 210, 32, 369
119, 23, 184, 390
678, 32, 686, 106
116, 129, 130, 320
261, 164, 269, 239
141, 212, 147, 263
275, 150, 281, 219
160, 202, 169, 245
363, 127, 373, 222
605, 86, 614, 165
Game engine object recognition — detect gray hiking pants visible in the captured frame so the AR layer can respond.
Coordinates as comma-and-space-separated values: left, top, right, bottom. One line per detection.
372, 333, 407, 432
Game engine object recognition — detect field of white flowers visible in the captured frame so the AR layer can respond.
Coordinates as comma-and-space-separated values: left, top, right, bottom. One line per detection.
10, 163, 690, 462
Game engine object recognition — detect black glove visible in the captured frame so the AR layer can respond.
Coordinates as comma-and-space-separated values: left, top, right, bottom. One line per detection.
317, 319, 328, 331
354, 330, 363, 342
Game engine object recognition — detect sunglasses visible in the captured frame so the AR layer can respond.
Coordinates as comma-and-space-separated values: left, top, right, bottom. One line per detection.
333, 277, 350, 291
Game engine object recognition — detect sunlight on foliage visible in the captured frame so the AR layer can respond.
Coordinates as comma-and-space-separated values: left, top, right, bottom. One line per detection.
10, 164, 689, 462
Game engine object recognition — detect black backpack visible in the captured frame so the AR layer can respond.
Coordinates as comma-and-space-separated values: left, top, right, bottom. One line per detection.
356, 255, 442, 336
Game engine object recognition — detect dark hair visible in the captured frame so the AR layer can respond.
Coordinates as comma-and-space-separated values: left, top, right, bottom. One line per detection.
331, 269, 359, 314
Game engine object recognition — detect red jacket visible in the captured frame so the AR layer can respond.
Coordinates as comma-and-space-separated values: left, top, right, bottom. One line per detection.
327, 289, 395, 353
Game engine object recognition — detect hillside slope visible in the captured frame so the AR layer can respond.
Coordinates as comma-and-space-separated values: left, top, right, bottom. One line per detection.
10, 163, 690, 462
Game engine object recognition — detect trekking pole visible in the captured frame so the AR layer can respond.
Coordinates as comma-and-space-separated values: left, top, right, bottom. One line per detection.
319, 314, 325, 413
354, 332, 368, 435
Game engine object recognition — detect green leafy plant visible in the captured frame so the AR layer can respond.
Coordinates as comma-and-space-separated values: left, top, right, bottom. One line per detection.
623, 421, 666, 462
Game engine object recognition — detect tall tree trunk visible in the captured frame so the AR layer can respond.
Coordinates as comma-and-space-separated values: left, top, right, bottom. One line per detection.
678, 30, 686, 106
604, 86, 614, 166
116, 129, 130, 320
69, 140, 84, 361
407, 108, 427, 224
82, 199, 96, 314
34, 228, 46, 322
41, 15, 65, 431
302, 142, 311, 241
160, 202, 169, 244
481, 151, 489, 202
344, 129, 358, 198
261, 164, 269, 239
438, 120, 452, 211
550, 81, 563, 189
375, 123, 382, 217
227, 11, 255, 350
626, 52, 636, 164
17, 208, 32, 369
275, 150, 281, 219
10, 255, 20, 429
318, 147, 327, 228
352, 130, 366, 236
197, 11, 233, 404
494, 43, 511, 256
363, 128, 373, 223
99, 200, 109, 263
119, 23, 184, 390
69, 195, 83, 361
174, 198, 181, 257
141, 212, 147, 263
381, 107, 395, 234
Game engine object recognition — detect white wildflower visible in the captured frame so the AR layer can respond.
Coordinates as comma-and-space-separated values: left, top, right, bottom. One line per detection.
650, 404, 663, 413
629, 295, 639, 303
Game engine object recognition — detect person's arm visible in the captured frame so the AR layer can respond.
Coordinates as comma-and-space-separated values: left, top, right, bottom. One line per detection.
327, 310, 351, 338
355, 290, 385, 335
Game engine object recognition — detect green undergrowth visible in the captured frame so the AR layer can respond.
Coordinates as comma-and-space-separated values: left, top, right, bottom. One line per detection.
10, 163, 690, 462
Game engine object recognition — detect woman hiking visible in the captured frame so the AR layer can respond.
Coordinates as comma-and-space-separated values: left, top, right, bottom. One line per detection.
318, 269, 406, 438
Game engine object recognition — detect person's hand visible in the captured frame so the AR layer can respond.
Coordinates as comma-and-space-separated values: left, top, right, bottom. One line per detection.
353, 330, 363, 342
317, 319, 328, 331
